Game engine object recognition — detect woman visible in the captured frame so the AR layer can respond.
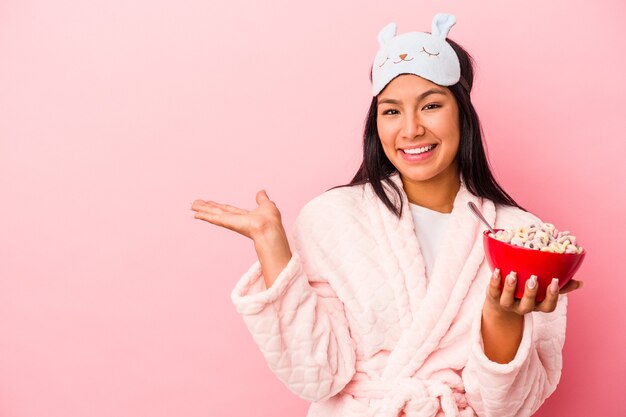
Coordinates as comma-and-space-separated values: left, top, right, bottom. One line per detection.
191, 13, 582, 417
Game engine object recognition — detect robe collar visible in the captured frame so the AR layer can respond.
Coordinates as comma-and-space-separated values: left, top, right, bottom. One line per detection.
371, 171, 496, 380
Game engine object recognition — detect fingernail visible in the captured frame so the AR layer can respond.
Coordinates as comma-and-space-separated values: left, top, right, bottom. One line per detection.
578, 281, 584, 289
493, 268, 500, 281
550, 278, 559, 294
527, 275, 538, 290
506, 273, 516, 286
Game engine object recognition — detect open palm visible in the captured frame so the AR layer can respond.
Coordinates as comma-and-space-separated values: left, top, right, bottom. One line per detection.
191, 190, 284, 241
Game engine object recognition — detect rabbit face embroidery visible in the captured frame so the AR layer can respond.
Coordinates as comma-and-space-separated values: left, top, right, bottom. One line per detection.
371, 14, 461, 96
377, 42, 442, 67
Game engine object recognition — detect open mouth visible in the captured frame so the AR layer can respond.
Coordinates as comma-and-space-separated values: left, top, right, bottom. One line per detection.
401, 144, 437, 155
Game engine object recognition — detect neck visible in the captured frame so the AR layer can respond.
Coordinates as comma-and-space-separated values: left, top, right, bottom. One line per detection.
400, 167, 461, 214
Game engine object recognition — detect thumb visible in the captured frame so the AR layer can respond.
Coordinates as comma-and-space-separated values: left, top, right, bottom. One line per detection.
256, 189, 269, 205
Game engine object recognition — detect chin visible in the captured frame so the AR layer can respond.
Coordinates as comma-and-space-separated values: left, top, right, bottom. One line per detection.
399, 162, 456, 182
400, 172, 438, 183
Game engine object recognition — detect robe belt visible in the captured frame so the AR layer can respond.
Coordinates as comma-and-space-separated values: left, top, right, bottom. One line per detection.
343, 377, 460, 417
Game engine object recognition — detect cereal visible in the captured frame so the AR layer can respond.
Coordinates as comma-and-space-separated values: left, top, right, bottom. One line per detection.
489, 222, 584, 254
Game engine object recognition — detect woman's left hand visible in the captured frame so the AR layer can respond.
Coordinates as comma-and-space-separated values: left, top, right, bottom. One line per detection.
484, 269, 584, 315
481, 270, 583, 363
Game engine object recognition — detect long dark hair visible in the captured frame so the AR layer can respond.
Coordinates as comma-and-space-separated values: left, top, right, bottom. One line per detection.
327, 37, 527, 218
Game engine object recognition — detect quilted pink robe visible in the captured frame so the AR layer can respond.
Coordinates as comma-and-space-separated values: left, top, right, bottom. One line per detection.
231, 172, 567, 417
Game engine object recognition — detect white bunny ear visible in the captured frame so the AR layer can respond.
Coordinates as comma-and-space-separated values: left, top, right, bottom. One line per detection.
431, 13, 456, 38
377, 22, 397, 46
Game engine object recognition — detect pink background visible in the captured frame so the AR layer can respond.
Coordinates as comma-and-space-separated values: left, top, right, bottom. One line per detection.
1, 0, 624, 416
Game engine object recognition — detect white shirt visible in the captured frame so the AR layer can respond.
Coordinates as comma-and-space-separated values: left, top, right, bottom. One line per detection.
409, 202, 452, 279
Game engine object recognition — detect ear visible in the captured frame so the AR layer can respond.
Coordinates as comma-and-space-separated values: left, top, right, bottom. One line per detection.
431, 13, 456, 38
377, 22, 397, 46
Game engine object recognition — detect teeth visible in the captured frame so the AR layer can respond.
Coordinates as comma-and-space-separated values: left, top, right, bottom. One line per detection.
403, 144, 435, 154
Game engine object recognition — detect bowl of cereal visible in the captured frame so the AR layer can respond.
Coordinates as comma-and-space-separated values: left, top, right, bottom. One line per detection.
483, 223, 586, 302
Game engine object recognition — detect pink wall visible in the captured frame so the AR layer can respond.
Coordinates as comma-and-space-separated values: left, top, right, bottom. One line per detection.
1, 0, 624, 416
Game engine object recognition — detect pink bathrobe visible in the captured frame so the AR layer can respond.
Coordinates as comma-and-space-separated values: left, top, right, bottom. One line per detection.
231, 172, 567, 417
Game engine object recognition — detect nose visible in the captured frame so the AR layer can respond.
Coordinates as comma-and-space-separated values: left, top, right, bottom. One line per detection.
401, 112, 425, 139
399, 53, 408, 60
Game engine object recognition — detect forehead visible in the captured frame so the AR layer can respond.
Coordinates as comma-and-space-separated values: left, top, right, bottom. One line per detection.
377, 74, 451, 102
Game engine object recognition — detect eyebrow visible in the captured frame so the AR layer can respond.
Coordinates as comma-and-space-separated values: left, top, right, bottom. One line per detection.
377, 88, 448, 105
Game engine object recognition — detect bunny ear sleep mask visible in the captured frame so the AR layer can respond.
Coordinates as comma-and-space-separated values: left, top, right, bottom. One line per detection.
371, 13, 461, 96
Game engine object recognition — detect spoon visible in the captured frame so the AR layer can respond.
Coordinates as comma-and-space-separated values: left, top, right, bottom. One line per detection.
467, 201, 496, 234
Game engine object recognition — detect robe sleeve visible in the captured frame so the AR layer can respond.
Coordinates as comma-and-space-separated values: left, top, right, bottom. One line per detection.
230, 195, 357, 402
462, 286, 568, 416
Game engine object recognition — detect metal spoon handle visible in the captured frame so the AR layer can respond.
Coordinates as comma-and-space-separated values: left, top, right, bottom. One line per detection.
467, 201, 496, 234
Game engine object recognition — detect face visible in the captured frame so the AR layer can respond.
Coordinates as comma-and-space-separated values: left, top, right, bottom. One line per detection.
376, 74, 461, 186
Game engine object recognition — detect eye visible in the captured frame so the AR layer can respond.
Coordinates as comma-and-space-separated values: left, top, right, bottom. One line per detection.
423, 103, 441, 110
420, 47, 440, 57
381, 109, 399, 115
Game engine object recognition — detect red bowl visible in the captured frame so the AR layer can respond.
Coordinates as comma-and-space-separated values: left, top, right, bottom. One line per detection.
483, 229, 586, 302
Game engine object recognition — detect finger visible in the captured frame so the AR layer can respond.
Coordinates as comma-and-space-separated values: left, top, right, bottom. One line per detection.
192, 200, 249, 215
206, 201, 249, 215
486, 268, 502, 301
193, 209, 247, 235
191, 200, 206, 211
256, 189, 271, 205
559, 279, 584, 294
518, 275, 539, 314
193, 208, 226, 225
536, 278, 559, 313
191, 201, 225, 215
500, 271, 517, 310
191, 200, 221, 212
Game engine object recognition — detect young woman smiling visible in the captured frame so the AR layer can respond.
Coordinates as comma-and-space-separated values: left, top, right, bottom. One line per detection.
191, 14, 582, 417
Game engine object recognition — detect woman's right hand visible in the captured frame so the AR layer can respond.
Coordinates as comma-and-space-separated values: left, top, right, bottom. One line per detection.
191, 190, 292, 288
191, 189, 285, 241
